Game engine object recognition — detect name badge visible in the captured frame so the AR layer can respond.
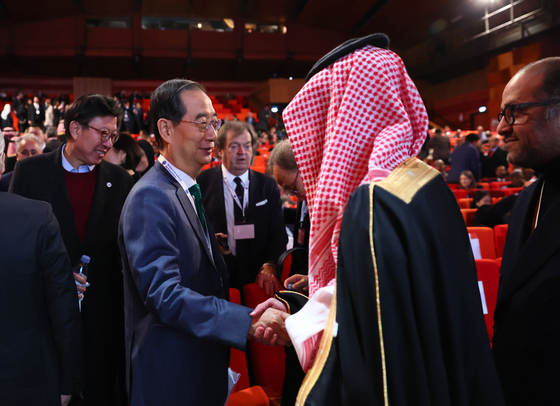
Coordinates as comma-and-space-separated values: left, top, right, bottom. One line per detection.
234, 224, 255, 240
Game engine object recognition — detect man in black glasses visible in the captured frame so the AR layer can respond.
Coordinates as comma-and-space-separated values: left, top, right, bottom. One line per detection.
10, 94, 135, 405
492, 57, 560, 406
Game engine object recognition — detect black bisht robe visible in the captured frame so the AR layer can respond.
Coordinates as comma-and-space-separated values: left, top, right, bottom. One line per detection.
298, 158, 504, 406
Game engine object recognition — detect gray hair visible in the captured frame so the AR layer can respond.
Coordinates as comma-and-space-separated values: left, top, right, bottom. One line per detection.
267, 140, 298, 172
15, 134, 43, 154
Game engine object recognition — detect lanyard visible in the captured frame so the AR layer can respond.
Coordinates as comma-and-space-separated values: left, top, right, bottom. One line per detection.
223, 176, 249, 219
160, 157, 190, 194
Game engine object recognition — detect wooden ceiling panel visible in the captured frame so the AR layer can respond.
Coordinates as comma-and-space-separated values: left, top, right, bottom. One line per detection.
191, 0, 241, 19
3, 0, 74, 23
83, 0, 133, 16
253, 0, 290, 24
361, 0, 456, 49
296, 0, 369, 33
141, 0, 190, 17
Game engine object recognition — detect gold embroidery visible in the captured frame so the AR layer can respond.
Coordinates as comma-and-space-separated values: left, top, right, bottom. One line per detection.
376, 157, 439, 204
370, 182, 389, 406
295, 285, 337, 405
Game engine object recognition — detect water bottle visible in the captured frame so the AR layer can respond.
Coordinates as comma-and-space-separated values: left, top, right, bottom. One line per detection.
76, 255, 90, 310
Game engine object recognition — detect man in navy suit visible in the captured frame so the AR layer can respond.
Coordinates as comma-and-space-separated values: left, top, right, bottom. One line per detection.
197, 121, 287, 297
0, 133, 82, 406
447, 132, 482, 183
118, 79, 289, 406
492, 57, 560, 405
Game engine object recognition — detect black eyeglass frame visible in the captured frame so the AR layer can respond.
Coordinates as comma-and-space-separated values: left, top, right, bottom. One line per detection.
285, 168, 300, 197
82, 123, 120, 144
498, 100, 560, 126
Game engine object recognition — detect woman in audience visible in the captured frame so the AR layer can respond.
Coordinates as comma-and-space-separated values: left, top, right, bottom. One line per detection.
103, 132, 142, 178
458, 170, 482, 190
135, 139, 155, 179
472, 190, 517, 228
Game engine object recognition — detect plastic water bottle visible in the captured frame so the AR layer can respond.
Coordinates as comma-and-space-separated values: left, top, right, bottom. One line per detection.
76, 255, 90, 310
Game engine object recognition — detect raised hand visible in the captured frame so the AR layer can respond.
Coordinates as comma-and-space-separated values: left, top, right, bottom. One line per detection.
284, 274, 308, 292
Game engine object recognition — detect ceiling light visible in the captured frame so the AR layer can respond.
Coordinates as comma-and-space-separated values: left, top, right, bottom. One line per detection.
479, 106, 487, 113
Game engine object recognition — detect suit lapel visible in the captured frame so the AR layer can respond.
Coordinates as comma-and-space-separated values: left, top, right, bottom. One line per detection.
155, 162, 215, 265
214, 165, 227, 232
498, 178, 560, 303
49, 148, 80, 259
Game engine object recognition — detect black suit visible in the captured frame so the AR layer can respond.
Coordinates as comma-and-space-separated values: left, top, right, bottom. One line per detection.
0, 192, 82, 406
27, 103, 45, 125
197, 165, 287, 290
482, 147, 509, 178
493, 169, 560, 405
9, 146, 134, 405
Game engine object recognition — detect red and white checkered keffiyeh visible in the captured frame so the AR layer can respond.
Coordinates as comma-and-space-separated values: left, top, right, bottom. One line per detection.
284, 46, 428, 298
283, 47, 428, 370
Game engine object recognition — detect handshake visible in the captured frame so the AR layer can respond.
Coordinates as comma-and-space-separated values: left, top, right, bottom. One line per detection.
248, 298, 291, 347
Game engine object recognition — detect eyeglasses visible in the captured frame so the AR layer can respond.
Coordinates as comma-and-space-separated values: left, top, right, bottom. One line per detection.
498, 100, 560, 126
84, 124, 120, 144
285, 169, 300, 197
181, 119, 222, 133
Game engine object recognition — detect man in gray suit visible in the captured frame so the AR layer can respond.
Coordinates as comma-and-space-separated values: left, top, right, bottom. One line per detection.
118, 79, 288, 406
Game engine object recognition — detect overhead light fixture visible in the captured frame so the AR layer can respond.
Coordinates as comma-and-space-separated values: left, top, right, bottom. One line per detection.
271, 106, 279, 113
197, 23, 202, 29
289, 77, 293, 80
479, 106, 487, 113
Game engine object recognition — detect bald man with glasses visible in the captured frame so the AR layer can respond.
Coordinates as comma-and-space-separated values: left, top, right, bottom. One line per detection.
10, 94, 134, 406
492, 57, 560, 406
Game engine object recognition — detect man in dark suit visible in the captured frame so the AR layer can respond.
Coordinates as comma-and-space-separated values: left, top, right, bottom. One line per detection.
245, 111, 257, 127
447, 132, 481, 183
481, 136, 509, 178
492, 57, 560, 406
10, 94, 134, 406
0, 136, 82, 406
27, 96, 45, 126
118, 79, 289, 406
198, 120, 287, 297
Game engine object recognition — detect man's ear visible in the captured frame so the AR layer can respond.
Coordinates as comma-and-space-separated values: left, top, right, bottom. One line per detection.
158, 118, 174, 145
216, 148, 223, 160
69, 121, 81, 141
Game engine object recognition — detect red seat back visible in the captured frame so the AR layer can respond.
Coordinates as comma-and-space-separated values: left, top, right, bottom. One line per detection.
467, 227, 497, 260
475, 259, 500, 342
453, 189, 468, 199
229, 288, 250, 391
493, 224, 508, 258
243, 283, 285, 394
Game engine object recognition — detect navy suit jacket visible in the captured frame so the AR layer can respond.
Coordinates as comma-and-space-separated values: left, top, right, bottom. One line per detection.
197, 165, 287, 289
447, 142, 481, 183
493, 176, 560, 405
118, 161, 252, 406
0, 193, 82, 405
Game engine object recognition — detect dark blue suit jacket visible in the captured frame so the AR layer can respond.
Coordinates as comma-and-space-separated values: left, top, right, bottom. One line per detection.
447, 142, 481, 183
118, 161, 252, 406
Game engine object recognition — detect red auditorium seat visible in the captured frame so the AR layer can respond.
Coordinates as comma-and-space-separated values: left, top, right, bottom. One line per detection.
502, 187, 523, 196
225, 386, 269, 406
228, 288, 251, 392
478, 182, 490, 189
448, 183, 458, 189
243, 283, 285, 395
458, 198, 473, 209
487, 189, 504, 198
475, 259, 500, 342
494, 224, 508, 258
490, 181, 511, 189
453, 189, 468, 199
461, 209, 477, 226
467, 227, 497, 260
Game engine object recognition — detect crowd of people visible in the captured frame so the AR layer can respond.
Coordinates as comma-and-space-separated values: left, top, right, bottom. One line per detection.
1, 33, 560, 406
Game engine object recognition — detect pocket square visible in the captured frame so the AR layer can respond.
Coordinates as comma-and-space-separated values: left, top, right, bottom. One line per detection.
256, 199, 268, 206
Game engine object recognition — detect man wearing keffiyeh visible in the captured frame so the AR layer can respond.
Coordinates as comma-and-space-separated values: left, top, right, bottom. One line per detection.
253, 33, 504, 406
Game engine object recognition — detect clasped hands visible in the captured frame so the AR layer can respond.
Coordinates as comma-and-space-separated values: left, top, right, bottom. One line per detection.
248, 298, 291, 347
